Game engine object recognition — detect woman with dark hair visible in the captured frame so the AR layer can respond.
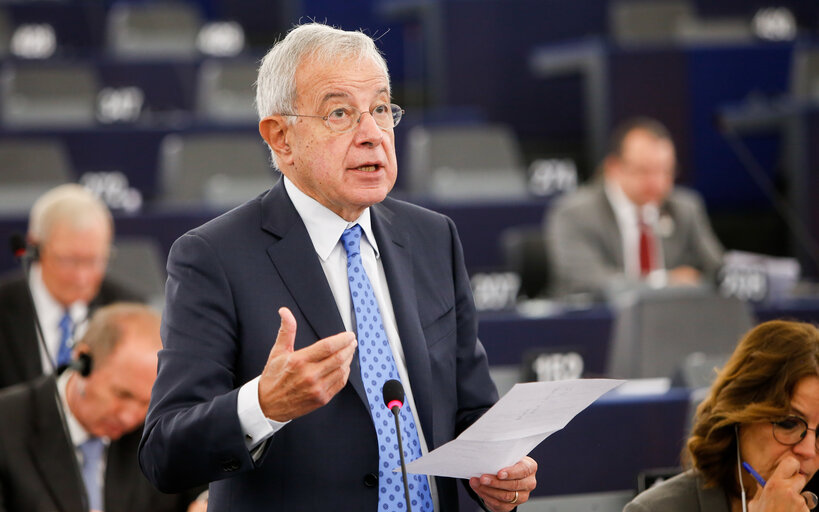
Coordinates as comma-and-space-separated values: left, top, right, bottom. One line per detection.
624, 320, 819, 511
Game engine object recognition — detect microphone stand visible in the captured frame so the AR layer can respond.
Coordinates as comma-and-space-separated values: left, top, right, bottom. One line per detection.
388, 404, 413, 512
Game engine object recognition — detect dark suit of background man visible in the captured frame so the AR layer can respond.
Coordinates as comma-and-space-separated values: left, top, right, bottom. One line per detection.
545, 117, 724, 298
0, 302, 205, 512
139, 22, 537, 512
0, 184, 140, 390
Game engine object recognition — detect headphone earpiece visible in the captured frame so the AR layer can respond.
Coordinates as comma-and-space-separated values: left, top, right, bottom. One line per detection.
28, 242, 40, 262
75, 352, 93, 377
57, 352, 93, 377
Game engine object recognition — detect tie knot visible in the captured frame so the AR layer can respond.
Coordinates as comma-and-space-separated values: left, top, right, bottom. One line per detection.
60, 311, 72, 330
341, 224, 363, 257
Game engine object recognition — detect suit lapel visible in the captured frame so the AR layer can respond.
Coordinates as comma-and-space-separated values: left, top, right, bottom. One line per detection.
28, 377, 87, 512
261, 182, 347, 345
7, 280, 45, 381
257, 181, 370, 404
599, 185, 626, 268
371, 203, 434, 440
657, 200, 678, 264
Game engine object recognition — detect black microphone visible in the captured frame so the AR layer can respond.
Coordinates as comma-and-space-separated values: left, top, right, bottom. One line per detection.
383, 379, 413, 512
9, 233, 38, 265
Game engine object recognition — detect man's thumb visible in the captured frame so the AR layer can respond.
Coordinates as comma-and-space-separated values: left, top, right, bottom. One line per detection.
273, 307, 297, 353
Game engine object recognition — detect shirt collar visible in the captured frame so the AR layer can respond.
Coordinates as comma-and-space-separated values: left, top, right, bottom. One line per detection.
57, 371, 93, 447
283, 176, 380, 260
604, 178, 659, 224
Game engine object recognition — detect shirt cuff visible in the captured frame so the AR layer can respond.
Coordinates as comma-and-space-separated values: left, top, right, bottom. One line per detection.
237, 376, 289, 451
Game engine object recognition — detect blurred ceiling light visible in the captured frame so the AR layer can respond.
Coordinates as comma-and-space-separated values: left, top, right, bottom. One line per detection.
197, 21, 245, 57
11, 24, 56, 59
752, 7, 797, 41
96, 86, 144, 124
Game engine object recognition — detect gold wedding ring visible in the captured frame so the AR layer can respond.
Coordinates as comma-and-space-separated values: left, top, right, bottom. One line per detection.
509, 490, 519, 504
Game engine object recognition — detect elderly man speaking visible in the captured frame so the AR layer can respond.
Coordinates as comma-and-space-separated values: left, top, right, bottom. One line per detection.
139, 22, 537, 512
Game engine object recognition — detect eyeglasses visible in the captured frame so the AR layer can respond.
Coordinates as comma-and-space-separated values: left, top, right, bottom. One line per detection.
279, 103, 404, 134
772, 416, 819, 450
42, 247, 111, 271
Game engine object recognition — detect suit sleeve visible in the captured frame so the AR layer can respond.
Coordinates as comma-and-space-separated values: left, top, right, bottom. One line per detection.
138, 232, 256, 493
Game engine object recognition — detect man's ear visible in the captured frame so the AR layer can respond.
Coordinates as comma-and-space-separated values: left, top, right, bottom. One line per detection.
259, 115, 294, 167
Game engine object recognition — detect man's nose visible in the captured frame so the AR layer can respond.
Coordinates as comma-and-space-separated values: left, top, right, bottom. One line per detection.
73, 265, 99, 285
354, 111, 384, 146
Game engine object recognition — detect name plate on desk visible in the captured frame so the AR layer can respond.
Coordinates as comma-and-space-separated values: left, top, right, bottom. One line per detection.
521, 346, 585, 382
718, 250, 799, 303
471, 271, 521, 311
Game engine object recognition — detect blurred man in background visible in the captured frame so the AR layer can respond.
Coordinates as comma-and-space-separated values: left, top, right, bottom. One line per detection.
546, 117, 724, 298
0, 184, 140, 389
0, 302, 205, 512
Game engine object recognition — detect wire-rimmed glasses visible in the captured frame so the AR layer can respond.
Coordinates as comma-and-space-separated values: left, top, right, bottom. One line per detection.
279, 103, 404, 134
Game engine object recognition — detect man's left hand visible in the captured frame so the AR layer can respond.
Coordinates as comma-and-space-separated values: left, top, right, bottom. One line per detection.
469, 456, 538, 512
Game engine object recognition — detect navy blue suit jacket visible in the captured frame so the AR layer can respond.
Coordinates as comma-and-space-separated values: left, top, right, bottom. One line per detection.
139, 181, 498, 511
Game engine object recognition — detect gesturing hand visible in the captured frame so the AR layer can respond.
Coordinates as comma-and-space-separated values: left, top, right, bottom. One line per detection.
258, 307, 357, 422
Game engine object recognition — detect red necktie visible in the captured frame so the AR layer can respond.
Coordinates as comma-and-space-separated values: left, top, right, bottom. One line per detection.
638, 213, 654, 276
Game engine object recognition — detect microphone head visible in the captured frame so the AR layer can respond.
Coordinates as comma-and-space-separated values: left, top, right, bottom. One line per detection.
382, 379, 404, 410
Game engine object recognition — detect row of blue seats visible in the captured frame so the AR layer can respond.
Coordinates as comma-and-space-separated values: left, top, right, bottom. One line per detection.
0, 56, 260, 127
0, 0, 290, 56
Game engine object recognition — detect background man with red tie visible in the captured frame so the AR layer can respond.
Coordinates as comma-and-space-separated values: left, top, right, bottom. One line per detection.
545, 117, 724, 298
140, 22, 537, 512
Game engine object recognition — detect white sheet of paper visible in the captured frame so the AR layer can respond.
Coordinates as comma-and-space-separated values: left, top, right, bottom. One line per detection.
404, 378, 624, 479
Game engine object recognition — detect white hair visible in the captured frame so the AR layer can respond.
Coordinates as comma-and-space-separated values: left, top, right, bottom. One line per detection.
255, 23, 391, 168
28, 184, 113, 243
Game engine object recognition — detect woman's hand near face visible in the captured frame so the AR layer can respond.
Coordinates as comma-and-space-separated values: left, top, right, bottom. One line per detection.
749, 456, 810, 511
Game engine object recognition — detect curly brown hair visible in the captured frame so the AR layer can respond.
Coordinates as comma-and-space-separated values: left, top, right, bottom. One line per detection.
686, 320, 819, 497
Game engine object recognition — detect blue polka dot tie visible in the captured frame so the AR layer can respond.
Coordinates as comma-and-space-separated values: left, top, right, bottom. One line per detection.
341, 225, 433, 512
